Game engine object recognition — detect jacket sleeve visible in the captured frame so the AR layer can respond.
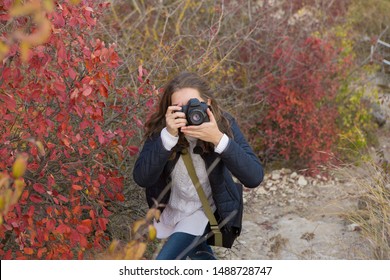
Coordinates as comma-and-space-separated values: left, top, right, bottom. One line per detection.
132, 134, 173, 188
219, 115, 264, 188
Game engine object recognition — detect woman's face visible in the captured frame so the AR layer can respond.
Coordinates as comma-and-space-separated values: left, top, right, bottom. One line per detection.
171, 88, 204, 106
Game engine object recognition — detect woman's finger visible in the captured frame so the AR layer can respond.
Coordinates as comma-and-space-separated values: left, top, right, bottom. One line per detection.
207, 108, 216, 123
166, 105, 182, 115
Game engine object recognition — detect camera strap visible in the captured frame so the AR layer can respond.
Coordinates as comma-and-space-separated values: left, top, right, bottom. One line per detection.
181, 148, 222, 247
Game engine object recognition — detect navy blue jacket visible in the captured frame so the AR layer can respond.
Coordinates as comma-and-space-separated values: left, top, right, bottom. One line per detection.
133, 113, 264, 227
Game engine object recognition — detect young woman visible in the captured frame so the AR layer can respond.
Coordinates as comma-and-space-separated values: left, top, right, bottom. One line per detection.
133, 72, 264, 260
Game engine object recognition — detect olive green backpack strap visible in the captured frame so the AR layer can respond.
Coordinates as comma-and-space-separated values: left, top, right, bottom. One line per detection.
181, 149, 222, 247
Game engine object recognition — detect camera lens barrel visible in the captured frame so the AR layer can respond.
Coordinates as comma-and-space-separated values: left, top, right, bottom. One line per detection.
188, 109, 207, 125
180, 98, 210, 126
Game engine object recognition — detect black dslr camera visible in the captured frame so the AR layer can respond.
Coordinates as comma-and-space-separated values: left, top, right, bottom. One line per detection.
179, 98, 210, 125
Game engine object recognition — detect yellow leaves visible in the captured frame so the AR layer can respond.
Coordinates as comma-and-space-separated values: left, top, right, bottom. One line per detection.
0, 195, 5, 212
9, 0, 54, 40
132, 219, 146, 234
131, 218, 158, 241
106, 240, 147, 260
35, 141, 46, 157
103, 208, 161, 259
0, 41, 10, 61
124, 241, 147, 260
14, 178, 26, 200
138, 208, 160, 241
132, 208, 160, 235
42, 0, 55, 12
148, 225, 156, 241
7, 0, 54, 62
19, 41, 31, 63
0, 188, 13, 214
9, 0, 41, 17
70, 0, 82, 5
108, 239, 120, 254
0, 173, 9, 188
146, 208, 160, 221
26, 138, 46, 157
1, 156, 28, 225
12, 155, 28, 179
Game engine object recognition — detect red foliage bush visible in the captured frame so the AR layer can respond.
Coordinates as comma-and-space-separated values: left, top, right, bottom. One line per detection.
255, 37, 345, 171
0, 0, 142, 259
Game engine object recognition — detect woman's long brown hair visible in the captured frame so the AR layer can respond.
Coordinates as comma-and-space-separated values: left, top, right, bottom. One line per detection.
144, 72, 232, 153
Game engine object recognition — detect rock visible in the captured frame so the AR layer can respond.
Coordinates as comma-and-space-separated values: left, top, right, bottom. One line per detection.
347, 223, 361, 232
257, 187, 268, 195
298, 176, 308, 186
285, 188, 294, 194
288, 178, 295, 184
290, 172, 298, 179
357, 198, 368, 210
281, 168, 292, 174
271, 170, 281, 180
364, 97, 387, 127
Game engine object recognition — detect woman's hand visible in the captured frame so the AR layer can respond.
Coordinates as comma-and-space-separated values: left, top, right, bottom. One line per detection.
165, 105, 187, 137
181, 108, 223, 146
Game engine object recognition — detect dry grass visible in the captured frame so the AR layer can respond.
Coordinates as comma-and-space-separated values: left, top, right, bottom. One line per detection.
340, 160, 390, 259
269, 234, 288, 256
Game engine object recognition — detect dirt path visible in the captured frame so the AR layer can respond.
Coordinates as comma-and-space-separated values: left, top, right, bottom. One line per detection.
148, 167, 372, 260
216, 169, 371, 259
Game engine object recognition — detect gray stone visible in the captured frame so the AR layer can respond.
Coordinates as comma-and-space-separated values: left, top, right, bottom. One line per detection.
347, 223, 361, 232
271, 170, 281, 180
298, 176, 308, 186
257, 187, 268, 195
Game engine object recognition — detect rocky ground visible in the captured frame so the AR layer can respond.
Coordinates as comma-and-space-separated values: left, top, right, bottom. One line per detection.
216, 91, 390, 260
216, 168, 371, 259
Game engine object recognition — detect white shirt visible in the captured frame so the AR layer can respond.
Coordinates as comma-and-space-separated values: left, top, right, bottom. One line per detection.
154, 128, 229, 238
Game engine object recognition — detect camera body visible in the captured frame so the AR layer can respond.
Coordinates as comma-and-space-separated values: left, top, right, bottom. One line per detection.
179, 98, 210, 125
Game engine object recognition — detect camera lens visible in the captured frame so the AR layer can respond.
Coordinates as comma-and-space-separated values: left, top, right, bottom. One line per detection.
189, 110, 204, 125
192, 113, 201, 122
